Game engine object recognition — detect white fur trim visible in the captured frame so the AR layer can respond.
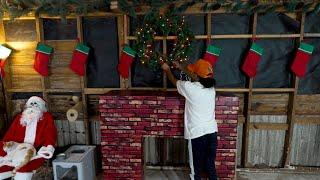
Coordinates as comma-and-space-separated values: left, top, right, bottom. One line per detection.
37, 145, 54, 159
25, 96, 47, 112
14, 172, 33, 180
47, 145, 55, 154
0, 171, 13, 179
23, 116, 38, 145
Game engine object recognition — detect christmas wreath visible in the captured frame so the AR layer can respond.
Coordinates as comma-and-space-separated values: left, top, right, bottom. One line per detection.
133, 10, 194, 71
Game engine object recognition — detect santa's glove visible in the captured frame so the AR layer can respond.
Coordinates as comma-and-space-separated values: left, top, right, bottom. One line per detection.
37, 145, 55, 159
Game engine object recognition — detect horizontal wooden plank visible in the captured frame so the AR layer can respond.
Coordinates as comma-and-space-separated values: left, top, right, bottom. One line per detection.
11, 66, 39, 75
6, 42, 37, 65
50, 66, 77, 75
252, 88, 295, 93
48, 76, 81, 89
295, 115, 320, 124
249, 123, 288, 130
11, 75, 42, 89
46, 89, 81, 93
295, 102, 320, 115
296, 94, 320, 102
47, 41, 76, 67
251, 94, 289, 115
7, 88, 42, 93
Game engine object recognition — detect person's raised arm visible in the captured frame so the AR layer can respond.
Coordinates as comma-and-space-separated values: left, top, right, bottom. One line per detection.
161, 63, 177, 87
173, 61, 198, 81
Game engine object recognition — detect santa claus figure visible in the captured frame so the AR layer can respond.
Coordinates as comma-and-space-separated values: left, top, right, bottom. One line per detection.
0, 96, 57, 180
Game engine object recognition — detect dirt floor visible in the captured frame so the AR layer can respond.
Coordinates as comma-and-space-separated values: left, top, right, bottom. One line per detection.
143, 169, 320, 180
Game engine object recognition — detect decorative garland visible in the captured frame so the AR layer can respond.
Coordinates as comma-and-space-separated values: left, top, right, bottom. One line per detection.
1, 0, 320, 20
133, 10, 194, 71
116, 0, 320, 18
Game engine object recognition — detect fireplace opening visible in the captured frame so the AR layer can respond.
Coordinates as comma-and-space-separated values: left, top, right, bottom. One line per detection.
143, 137, 190, 179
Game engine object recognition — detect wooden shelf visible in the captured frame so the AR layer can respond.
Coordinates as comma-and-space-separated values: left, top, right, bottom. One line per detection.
45, 89, 82, 93
7, 89, 43, 93
82, 87, 299, 94
252, 88, 295, 93
249, 123, 289, 130
304, 33, 320, 38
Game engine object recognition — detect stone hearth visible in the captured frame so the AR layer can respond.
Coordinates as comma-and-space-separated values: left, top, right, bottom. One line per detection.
99, 90, 239, 180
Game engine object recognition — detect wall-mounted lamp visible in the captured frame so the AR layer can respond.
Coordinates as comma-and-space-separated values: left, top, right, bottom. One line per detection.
0, 45, 12, 60
0, 45, 12, 78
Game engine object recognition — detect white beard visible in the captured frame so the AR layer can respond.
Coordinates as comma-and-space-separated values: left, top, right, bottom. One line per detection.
20, 107, 43, 127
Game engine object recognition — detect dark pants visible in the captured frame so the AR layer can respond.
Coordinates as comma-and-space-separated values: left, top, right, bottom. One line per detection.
189, 133, 217, 180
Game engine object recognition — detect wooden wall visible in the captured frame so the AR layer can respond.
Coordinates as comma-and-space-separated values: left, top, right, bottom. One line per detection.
0, 9, 320, 169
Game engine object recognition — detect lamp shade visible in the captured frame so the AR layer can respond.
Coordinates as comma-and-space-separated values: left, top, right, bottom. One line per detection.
0, 45, 12, 60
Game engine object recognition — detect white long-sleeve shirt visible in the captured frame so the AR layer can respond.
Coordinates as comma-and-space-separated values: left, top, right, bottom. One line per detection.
177, 80, 218, 139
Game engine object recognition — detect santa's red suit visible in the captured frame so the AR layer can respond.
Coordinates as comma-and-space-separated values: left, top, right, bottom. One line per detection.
0, 96, 57, 180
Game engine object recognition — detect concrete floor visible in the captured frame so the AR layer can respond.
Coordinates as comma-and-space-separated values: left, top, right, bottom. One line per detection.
143, 169, 320, 180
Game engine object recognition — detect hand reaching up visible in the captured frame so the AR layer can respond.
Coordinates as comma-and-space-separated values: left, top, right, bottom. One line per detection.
161, 63, 170, 72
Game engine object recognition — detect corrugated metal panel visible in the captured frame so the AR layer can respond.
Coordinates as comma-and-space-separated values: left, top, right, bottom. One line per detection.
290, 124, 320, 166
248, 115, 286, 167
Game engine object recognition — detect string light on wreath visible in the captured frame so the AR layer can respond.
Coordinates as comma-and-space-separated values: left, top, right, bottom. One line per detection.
133, 11, 194, 71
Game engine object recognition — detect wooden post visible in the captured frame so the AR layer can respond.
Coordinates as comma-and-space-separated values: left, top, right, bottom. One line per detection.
77, 16, 91, 144
35, 17, 49, 106
0, 19, 11, 129
119, 15, 130, 89
242, 12, 257, 167
283, 13, 305, 167
163, 37, 167, 89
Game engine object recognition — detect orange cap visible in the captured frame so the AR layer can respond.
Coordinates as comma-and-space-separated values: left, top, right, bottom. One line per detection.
187, 59, 213, 78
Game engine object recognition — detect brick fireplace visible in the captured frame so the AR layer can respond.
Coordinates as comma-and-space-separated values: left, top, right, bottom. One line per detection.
99, 90, 239, 180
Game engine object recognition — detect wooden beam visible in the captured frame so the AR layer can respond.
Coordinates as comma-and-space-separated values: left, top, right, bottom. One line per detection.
283, 13, 305, 167
35, 17, 49, 107
295, 116, 320, 125
242, 12, 257, 168
256, 34, 300, 38
77, 16, 91, 145
120, 15, 129, 88
163, 37, 167, 88
304, 33, 320, 38
249, 123, 288, 130
0, 19, 11, 128
252, 88, 295, 92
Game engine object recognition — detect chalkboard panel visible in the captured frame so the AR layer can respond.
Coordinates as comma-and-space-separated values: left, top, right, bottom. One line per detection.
43, 19, 78, 40
304, 14, 320, 33
210, 39, 248, 88
252, 39, 295, 88
212, 14, 250, 35
257, 13, 299, 34
184, 15, 205, 35
210, 14, 249, 88
4, 20, 36, 42
83, 17, 119, 88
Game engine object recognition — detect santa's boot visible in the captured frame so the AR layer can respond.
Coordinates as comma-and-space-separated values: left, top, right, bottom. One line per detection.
14, 172, 33, 180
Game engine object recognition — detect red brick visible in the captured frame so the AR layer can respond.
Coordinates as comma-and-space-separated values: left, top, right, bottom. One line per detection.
99, 93, 239, 179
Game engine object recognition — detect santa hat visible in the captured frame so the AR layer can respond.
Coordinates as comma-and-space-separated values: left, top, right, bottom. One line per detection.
25, 96, 47, 112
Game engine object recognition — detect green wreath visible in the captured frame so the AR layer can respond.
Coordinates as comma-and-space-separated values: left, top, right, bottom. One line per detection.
133, 10, 194, 72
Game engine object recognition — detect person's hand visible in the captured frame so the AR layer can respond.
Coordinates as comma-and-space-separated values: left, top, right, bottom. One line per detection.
172, 61, 182, 70
161, 63, 170, 72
